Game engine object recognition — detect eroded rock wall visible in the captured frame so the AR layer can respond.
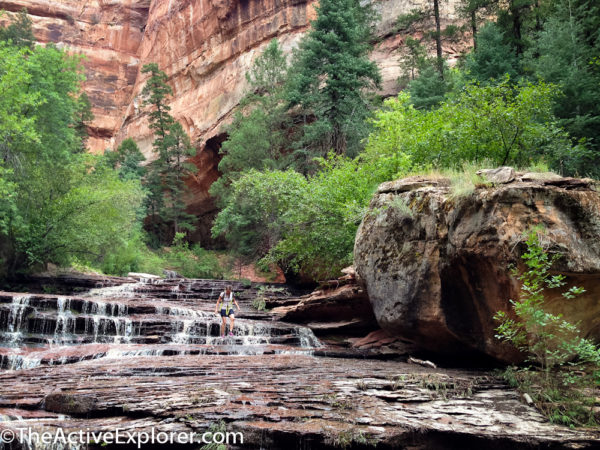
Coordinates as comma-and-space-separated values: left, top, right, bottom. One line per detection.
0, 0, 150, 152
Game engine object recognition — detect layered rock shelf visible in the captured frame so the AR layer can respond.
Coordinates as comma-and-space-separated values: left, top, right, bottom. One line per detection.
1, 275, 599, 449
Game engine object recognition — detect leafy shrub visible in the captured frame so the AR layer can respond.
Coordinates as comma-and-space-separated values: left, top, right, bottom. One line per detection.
495, 229, 600, 427
163, 233, 223, 279
366, 79, 574, 170
251, 297, 267, 311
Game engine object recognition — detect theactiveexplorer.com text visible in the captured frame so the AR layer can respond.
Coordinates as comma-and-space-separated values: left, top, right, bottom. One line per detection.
0, 427, 244, 448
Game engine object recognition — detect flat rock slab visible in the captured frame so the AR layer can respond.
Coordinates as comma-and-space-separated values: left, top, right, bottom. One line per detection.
0, 354, 598, 449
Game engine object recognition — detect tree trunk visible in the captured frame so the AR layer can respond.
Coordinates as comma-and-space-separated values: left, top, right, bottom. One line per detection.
471, 9, 477, 49
510, 1, 524, 55
433, 0, 444, 78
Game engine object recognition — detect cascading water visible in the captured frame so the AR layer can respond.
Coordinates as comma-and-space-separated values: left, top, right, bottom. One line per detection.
3, 295, 31, 345
0, 277, 321, 372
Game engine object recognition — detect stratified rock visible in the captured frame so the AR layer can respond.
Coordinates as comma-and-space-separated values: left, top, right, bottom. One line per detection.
271, 284, 378, 336
354, 173, 600, 362
1, 354, 599, 448
1, 270, 599, 448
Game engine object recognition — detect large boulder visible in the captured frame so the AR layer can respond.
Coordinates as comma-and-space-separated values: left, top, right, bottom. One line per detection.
354, 171, 600, 362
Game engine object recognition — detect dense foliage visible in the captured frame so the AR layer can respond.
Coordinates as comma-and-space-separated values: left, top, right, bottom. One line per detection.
0, 12, 221, 279
0, 34, 144, 276
286, 0, 381, 159
368, 79, 575, 168
3, 1, 599, 291
209, 40, 291, 207
213, 0, 599, 282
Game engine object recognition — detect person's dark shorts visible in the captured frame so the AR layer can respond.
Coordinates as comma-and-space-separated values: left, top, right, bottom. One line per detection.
220, 308, 234, 317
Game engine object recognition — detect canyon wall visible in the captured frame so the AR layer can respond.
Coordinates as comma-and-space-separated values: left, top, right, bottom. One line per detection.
0, 0, 467, 242
0, 0, 150, 153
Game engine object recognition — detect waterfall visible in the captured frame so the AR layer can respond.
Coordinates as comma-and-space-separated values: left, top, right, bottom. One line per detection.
0, 277, 322, 372
172, 319, 194, 344
3, 295, 31, 345
298, 327, 322, 348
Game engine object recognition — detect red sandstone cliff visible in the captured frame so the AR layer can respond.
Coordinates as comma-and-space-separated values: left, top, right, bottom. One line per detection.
0, 0, 150, 152
0, 0, 468, 242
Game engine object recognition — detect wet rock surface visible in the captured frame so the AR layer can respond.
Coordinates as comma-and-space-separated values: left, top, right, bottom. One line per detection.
355, 172, 600, 363
1, 354, 599, 449
1, 275, 599, 449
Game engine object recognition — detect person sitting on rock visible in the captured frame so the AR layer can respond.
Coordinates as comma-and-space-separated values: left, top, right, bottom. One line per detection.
214, 285, 240, 337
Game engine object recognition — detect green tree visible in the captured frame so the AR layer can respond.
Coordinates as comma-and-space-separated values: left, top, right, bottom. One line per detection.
265, 153, 411, 280
0, 43, 40, 168
464, 22, 519, 81
213, 151, 411, 280
0, 166, 16, 235
286, 0, 381, 160
432, 0, 444, 76
212, 169, 307, 261
163, 122, 196, 235
210, 39, 290, 207
395, 1, 448, 78
366, 79, 572, 168
523, 0, 600, 177
140, 63, 196, 243
0, 41, 144, 274
143, 162, 165, 244
496, 0, 536, 56
458, 0, 496, 49
105, 138, 146, 180
16, 156, 145, 269
408, 62, 453, 109
0, 8, 35, 48
398, 37, 429, 84
141, 63, 175, 160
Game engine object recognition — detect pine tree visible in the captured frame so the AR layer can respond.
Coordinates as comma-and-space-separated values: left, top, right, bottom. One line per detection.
105, 138, 146, 180
523, 0, 600, 177
408, 63, 453, 109
458, 0, 497, 49
140, 63, 196, 244
163, 122, 196, 235
399, 37, 429, 85
464, 22, 519, 81
496, 0, 536, 55
286, 0, 381, 160
432, 0, 444, 77
141, 63, 175, 160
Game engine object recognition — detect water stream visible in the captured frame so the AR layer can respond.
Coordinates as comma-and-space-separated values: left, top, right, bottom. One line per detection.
0, 277, 320, 371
